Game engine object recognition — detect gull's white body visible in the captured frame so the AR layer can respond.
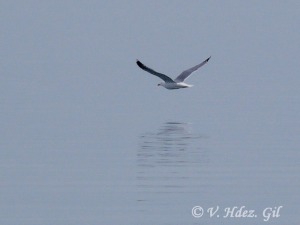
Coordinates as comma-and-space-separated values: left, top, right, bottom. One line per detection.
136, 56, 210, 90
159, 82, 193, 89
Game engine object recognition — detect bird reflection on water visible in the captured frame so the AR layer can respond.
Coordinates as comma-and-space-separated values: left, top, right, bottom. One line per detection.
138, 122, 208, 168
136, 121, 210, 200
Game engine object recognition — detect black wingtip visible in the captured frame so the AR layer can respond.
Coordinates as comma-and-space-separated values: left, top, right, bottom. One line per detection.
206, 56, 211, 62
136, 60, 144, 69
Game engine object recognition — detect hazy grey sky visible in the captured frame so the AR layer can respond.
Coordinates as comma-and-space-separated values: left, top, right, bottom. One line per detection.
1, 0, 300, 145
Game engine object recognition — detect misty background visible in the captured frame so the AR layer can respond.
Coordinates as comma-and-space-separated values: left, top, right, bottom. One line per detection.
1, 1, 299, 224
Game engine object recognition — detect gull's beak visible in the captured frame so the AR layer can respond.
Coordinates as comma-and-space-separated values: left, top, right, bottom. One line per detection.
157, 84, 160, 86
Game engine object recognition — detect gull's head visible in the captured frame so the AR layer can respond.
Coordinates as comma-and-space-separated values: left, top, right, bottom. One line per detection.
157, 82, 164, 87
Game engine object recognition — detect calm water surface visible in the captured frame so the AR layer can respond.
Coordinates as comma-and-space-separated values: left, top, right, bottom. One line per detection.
133, 121, 299, 225
0, 117, 299, 225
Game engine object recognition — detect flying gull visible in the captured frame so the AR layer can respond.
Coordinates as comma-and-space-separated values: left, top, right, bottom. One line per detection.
136, 56, 211, 90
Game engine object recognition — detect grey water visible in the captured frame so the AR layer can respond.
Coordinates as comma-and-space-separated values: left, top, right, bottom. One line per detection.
1, 116, 299, 225
135, 121, 299, 225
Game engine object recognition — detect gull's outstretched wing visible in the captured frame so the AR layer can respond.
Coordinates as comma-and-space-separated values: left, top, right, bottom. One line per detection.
136, 60, 174, 83
174, 56, 211, 82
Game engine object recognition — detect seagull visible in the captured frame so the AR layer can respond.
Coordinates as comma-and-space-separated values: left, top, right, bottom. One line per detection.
136, 56, 211, 90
